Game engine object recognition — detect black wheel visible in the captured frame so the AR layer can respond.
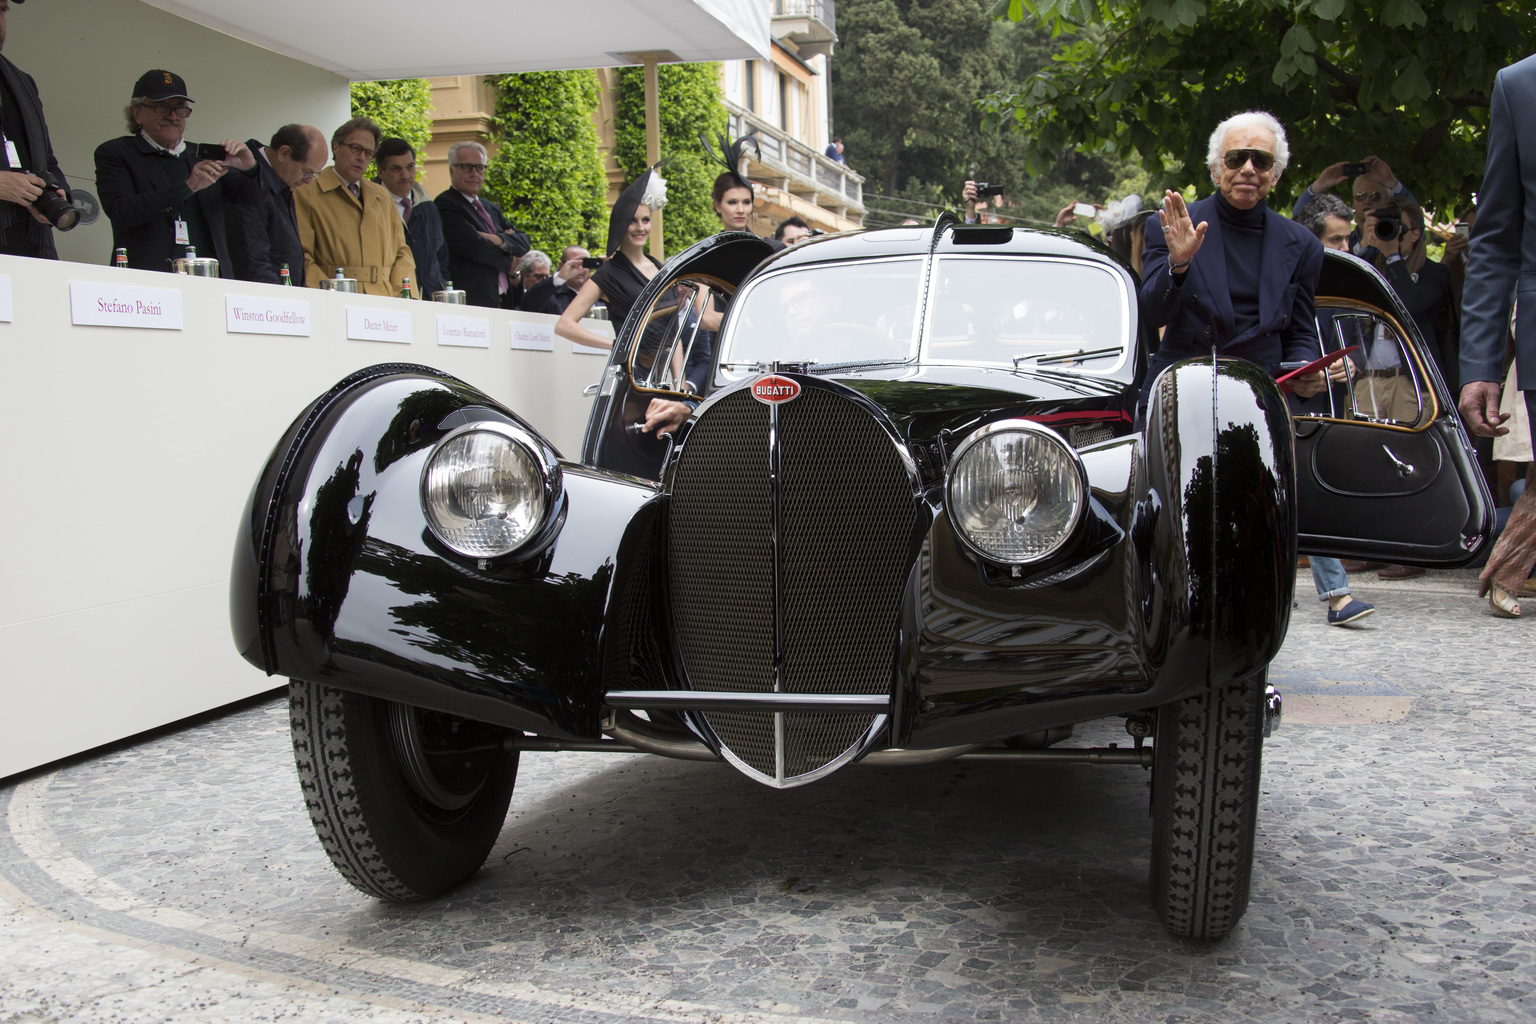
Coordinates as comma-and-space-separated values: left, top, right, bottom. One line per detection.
289, 680, 518, 900
1149, 669, 1266, 940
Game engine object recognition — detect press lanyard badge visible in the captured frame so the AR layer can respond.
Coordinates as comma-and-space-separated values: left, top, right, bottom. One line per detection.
174, 218, 190, 245
2, 134, 20, 170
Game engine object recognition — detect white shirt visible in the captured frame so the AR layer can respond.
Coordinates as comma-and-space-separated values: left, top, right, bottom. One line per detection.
140, 131, 186, 157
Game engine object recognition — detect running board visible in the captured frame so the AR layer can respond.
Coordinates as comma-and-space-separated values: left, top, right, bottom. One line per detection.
603, 691, 891, 713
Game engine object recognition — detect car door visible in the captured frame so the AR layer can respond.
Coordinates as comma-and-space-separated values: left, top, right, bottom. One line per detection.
1292, 250, 1494, 565
582, 234, 775, 480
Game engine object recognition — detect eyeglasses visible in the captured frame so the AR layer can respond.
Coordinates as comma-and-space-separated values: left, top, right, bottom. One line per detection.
1353, 190, 1387, 203
452, 162, 487, 174
1222, 148, 1275, 172
142, 102, 193, 119
298, 167, 323, 182
340, 142, 376, 161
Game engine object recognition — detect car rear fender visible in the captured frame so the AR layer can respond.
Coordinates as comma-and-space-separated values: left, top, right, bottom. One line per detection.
230, 365, 656, 739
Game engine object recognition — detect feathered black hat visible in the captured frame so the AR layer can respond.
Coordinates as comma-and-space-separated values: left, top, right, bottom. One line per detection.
605, 166, 669, 257
699, 130, 760, 192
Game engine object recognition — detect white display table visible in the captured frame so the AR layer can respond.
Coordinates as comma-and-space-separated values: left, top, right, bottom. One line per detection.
0, 255, 608, 778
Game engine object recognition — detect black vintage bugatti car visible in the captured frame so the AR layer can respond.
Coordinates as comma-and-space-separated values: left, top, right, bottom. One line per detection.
231, 220, 1491, 940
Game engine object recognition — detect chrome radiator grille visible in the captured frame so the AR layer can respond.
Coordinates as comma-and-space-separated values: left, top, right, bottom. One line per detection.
667, 382, 919, 786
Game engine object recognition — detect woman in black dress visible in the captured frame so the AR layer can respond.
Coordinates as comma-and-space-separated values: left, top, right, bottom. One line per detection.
555, 169, 667, 352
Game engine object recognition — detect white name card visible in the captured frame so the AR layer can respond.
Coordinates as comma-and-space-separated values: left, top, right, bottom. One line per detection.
70, 281, 183, 330
509, 320, 554, 352
225, 295, 312, 337
346, 305, 411, 344
0, 274, 12, 322
437, 314, 491, 348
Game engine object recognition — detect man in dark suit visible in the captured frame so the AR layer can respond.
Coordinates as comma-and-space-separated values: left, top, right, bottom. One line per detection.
518, 245, 590, 315
225, 124, 325, 285
1140, 110, 1327, 410
434, 141, 528, 307
1459, 53, 1536, 614
94, 69, 254, 275
375, 137, 447, 297
0, 0, 71, 259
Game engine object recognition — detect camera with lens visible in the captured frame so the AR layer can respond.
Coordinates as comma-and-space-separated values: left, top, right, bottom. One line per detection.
28, 172, 78, 231
1370, 206, 1404, 242
973, 182, 1005, 198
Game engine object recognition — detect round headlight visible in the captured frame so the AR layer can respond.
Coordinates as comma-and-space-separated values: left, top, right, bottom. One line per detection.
422, 428, 548, 558
946, 421, 1086, 564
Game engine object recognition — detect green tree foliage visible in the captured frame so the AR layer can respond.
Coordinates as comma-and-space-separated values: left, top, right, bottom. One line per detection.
833, 0, 1140, 227
982, 0, 1536, 212
612, 63, 728, 256
350, 79, 434, 159
482, 71, 609, 255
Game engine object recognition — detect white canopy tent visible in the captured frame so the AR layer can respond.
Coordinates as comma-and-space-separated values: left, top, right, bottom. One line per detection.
137, 0, 771, 78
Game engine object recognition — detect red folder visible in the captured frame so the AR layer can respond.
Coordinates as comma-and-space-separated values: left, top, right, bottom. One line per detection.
1275, 345, 1361, 393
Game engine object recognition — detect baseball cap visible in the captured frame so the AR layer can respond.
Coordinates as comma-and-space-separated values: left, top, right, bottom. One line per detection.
132, 70, 193, 103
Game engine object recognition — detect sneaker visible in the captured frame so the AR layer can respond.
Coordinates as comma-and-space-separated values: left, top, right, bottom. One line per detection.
1328, 599, 1376, 626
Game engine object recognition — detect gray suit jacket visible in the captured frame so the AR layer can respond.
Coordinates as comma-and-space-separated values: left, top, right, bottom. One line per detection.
1461, 53, 1536, 392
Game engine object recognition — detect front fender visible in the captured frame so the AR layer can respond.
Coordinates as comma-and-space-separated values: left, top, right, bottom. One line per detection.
1142, 356, 1296, 696
229, 365, 656, 739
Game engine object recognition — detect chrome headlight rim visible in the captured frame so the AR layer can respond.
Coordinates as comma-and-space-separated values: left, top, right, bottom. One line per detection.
419, 419, 563, 561
944, 418, 1088, 566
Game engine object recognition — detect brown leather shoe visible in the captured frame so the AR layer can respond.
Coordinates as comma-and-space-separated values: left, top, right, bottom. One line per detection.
1297, 556, 1311, 569
1377, 564, 1426, 580
1342, 560, 1385, 573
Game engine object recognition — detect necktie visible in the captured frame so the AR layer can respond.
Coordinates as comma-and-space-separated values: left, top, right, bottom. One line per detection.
402, 194, 413, 224
471, 198, 510, 294
348, 181, 360, 200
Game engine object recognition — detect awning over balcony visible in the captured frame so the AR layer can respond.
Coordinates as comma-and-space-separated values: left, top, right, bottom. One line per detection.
138, 0, 771, 79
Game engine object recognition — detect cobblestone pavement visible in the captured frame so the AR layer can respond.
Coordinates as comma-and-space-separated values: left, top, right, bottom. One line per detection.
2, 568, 1532, 1023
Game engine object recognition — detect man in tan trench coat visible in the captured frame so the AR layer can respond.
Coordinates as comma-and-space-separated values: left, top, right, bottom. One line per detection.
295, 117, 414, 296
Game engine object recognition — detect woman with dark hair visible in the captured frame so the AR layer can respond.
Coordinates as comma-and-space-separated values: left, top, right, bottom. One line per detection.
703, 131, 761, 238
554, 168, 667, 352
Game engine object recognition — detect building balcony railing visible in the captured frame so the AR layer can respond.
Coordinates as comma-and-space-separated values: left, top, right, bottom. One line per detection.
727, 102, 863, 224
772, 0, 836, 58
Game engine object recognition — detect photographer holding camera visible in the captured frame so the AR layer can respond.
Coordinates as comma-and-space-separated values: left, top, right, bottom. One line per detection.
94, 70, 255, 276
1292, 155, 1415, 258
0, 0, 72, 259
1364, 197, 1455, 388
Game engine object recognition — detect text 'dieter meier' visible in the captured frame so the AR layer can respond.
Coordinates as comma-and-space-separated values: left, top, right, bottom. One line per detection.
346, 305, 412, 344
70, 280, 184, 330
225, 295, 312, 337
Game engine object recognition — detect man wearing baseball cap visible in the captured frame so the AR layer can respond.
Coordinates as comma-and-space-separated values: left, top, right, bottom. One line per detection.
93, 69, 255, 274
0, 0, 71, 259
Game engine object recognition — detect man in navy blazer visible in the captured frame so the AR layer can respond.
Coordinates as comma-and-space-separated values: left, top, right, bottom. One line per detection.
434, 140, 529, 308
1140, 110, 1327, 409
225, 125, 325, 286
1459, 53, 1536, 613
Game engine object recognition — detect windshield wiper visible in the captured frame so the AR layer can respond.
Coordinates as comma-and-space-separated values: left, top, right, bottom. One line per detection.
1012, 346, 1122, 366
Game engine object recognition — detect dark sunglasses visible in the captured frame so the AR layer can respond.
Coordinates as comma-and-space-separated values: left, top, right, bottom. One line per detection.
1223, 148, 1275, 172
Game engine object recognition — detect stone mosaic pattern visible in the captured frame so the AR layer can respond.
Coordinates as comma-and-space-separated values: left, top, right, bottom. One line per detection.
0, 567, 1531, 1022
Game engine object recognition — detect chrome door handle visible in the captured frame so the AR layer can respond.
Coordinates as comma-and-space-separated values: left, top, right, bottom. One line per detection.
583, 382, 600, 397
1381, 444, 1415, 477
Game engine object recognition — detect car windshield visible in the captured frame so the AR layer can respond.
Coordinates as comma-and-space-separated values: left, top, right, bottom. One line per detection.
718, 257, 923, 372
926, 257, 1128, 371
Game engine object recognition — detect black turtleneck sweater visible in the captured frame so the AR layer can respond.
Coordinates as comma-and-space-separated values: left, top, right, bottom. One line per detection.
1216, 191, 1266, 340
